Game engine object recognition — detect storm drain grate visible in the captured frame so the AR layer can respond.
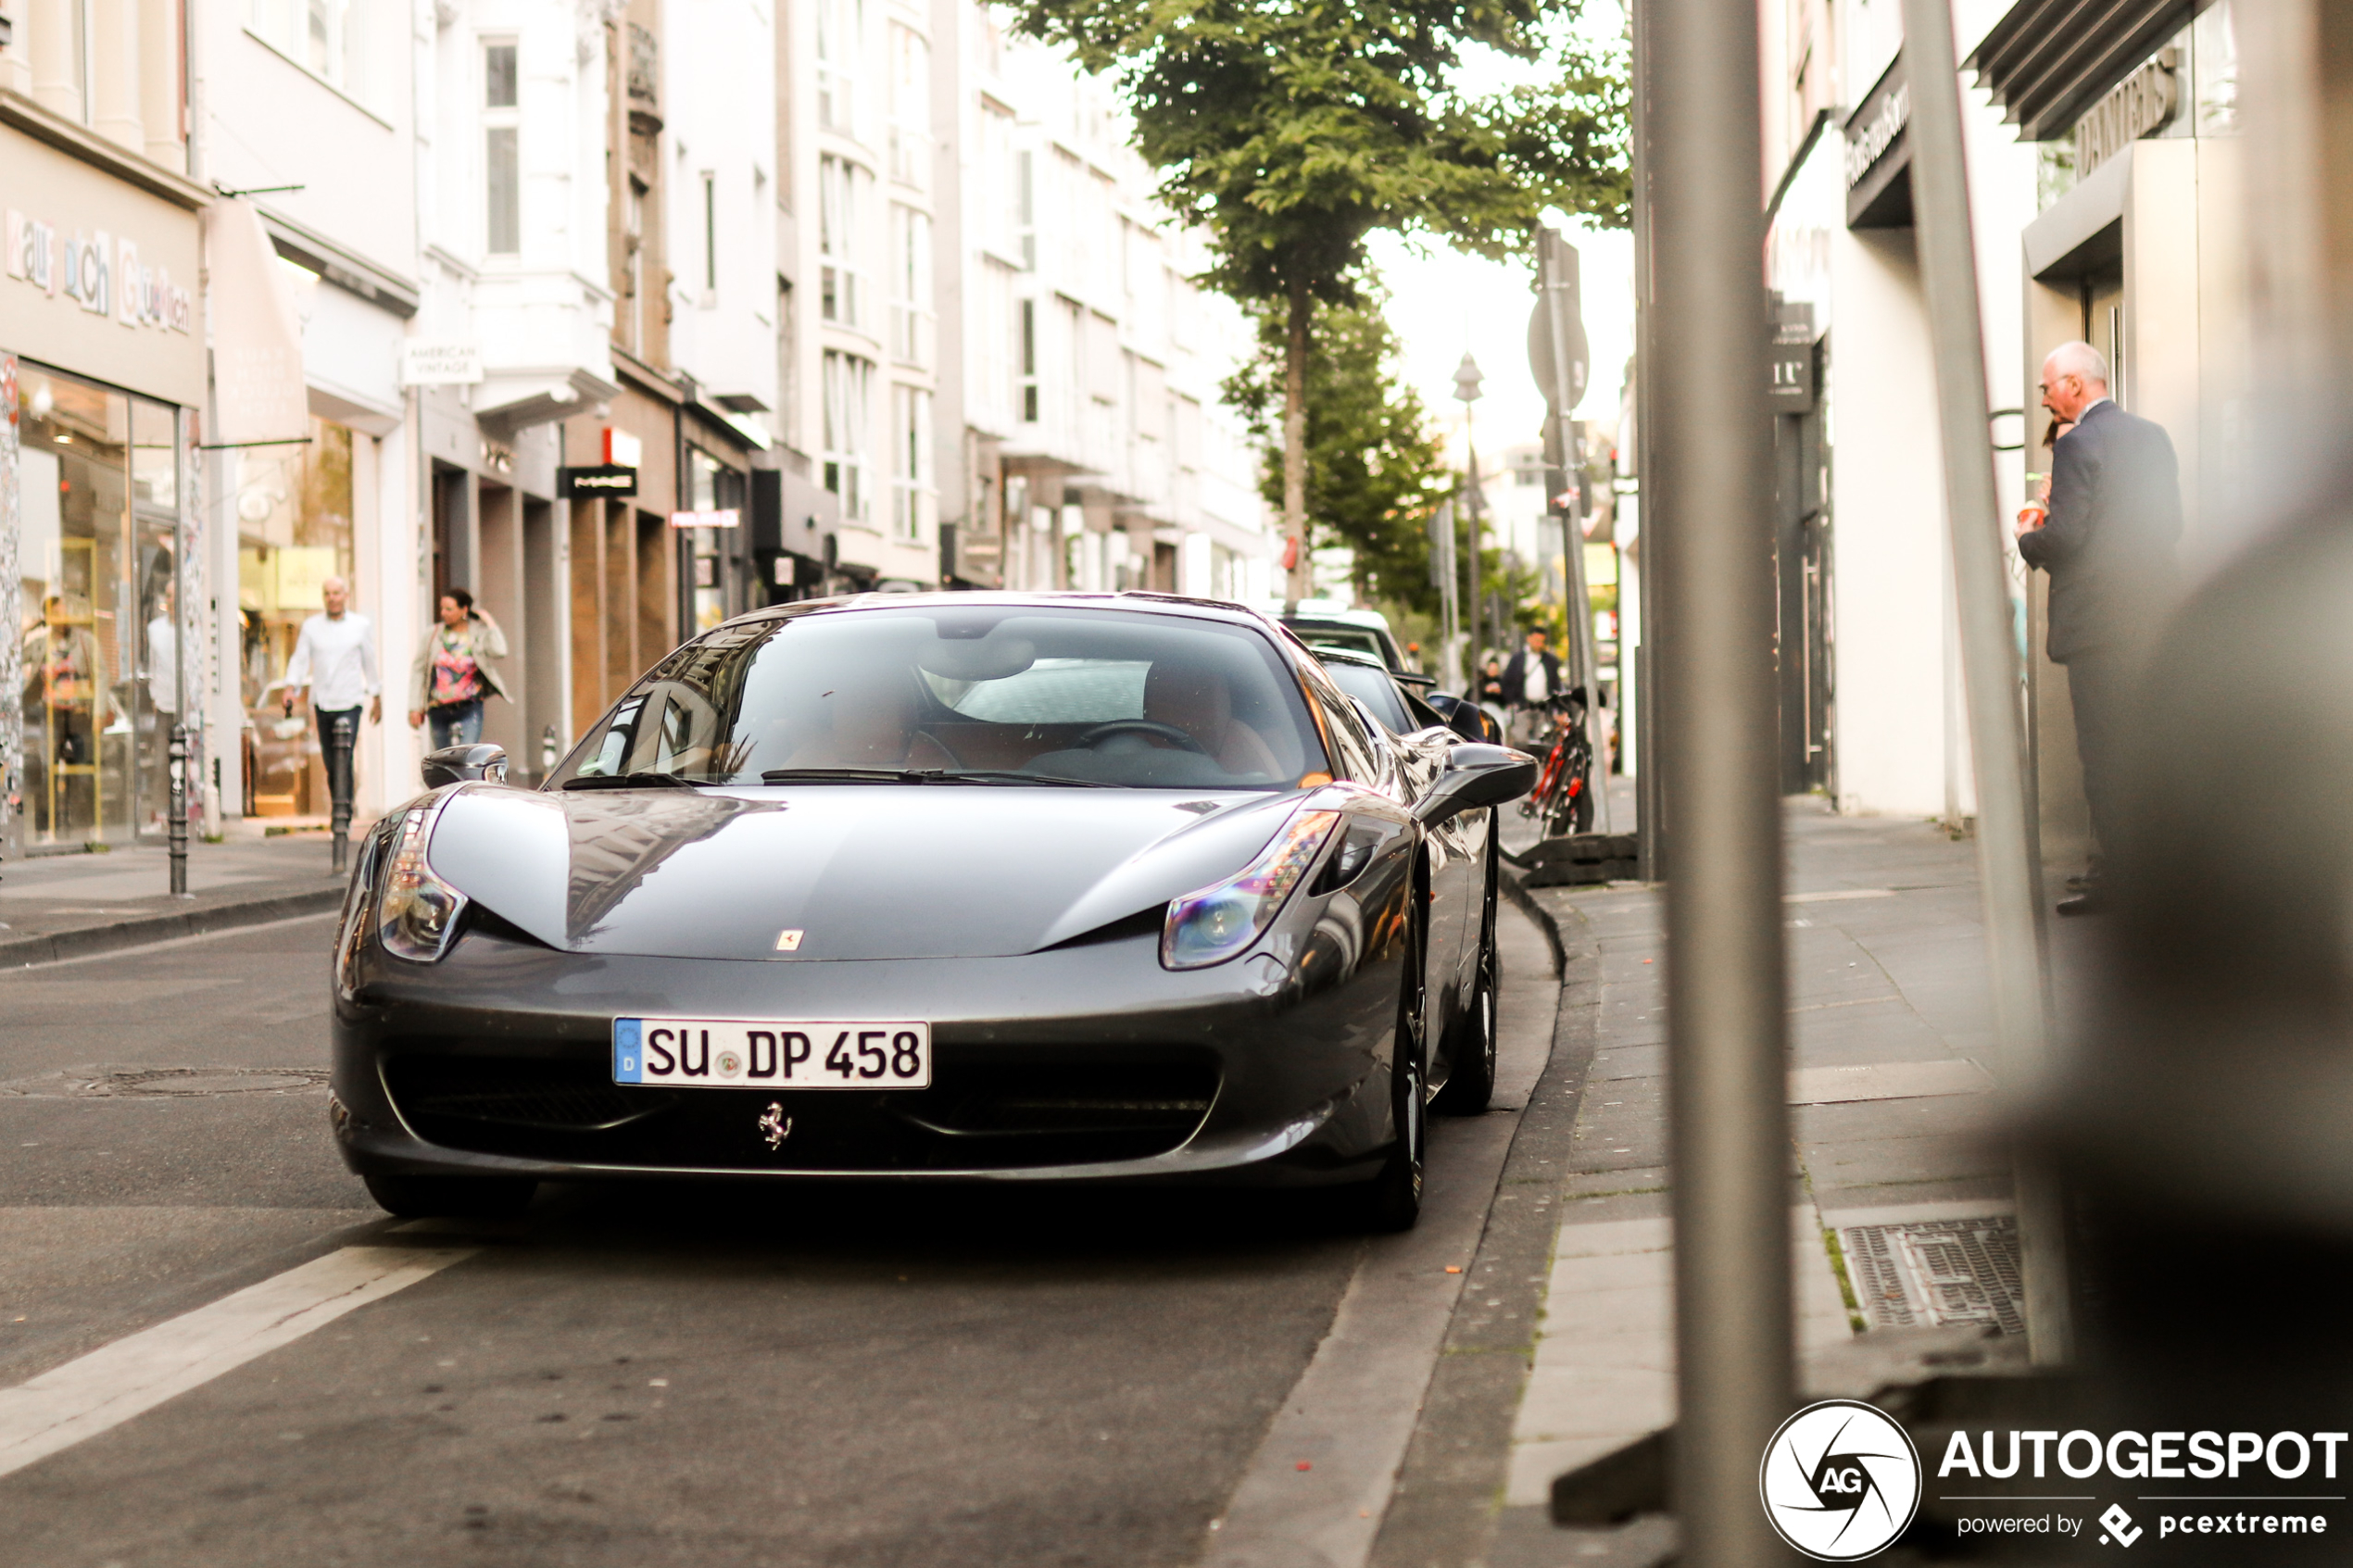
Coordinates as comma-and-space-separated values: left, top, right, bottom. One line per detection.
1841, 1215, 2023, 1336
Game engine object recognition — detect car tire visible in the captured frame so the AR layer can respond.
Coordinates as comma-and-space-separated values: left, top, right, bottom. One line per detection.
1353, 907, 1428, 1234
362, 1173, 536, 1219
1435, 902, 1498, 1116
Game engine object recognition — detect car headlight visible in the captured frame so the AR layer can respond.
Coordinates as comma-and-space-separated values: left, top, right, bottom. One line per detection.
1161, 809, 1340, 970
377, 802, 469, 962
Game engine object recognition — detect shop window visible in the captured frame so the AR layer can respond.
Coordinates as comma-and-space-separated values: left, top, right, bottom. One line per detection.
484, 41, 521, 257
685, 449, 746, 632
235, 419, 357, 818
14, 367, 185, 847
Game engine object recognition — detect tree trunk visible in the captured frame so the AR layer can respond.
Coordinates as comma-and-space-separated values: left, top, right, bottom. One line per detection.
1283, 278, 1311, 601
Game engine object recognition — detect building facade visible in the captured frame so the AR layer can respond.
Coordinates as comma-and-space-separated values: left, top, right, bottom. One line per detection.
1, 0, 208, 855
1, 0, 1271, 860
1756, 0, 2250, 850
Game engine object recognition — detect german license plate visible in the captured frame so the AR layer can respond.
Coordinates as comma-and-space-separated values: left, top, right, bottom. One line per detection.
612, 1018, 931, 1088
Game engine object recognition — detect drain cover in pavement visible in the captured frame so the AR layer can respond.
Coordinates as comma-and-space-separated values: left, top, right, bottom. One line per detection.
0, 1066, 331, 1098
1841, 1215, 2023, 1336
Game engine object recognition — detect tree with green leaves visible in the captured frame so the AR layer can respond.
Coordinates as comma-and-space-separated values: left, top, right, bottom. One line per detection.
1010, 0, 1628, 597
1224, 294, 1450, 614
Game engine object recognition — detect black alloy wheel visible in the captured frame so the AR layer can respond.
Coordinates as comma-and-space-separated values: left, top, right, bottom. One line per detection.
362, 1173, 537, 1219
1435, 845, 1500, 1115
1355, 897, 1428, 1233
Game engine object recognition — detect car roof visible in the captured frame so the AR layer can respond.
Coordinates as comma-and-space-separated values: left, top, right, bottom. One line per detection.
721, 588, 1277, 629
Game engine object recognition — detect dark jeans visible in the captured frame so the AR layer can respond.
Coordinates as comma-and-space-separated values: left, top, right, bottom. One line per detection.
2063, 650, 2130, 862
316, 707, 361, 836
427, 697, 484, 751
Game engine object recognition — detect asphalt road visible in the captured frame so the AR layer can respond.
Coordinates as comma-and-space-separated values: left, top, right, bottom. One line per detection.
0, 909, 1559, 1568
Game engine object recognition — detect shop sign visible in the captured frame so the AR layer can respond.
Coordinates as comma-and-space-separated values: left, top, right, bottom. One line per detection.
560, 464, 639, 498
1768, 302, 1817, 410
2075, 49, 2178, 178
401, 340, 484, 385
5, 211, 195, 332
670, 508, 740, 529
1844, 80, 1909, 191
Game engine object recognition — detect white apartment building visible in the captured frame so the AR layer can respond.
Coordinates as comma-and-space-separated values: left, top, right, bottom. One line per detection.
937, 1, 1272, 600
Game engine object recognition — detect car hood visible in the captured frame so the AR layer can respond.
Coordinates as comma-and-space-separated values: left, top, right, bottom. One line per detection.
423, 784, 1306, 961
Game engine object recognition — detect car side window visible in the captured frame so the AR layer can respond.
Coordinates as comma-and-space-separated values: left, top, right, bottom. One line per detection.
1300, 662, 1380, 783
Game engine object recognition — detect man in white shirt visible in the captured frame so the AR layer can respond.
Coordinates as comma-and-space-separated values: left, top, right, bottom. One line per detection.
283, 577, 380, 835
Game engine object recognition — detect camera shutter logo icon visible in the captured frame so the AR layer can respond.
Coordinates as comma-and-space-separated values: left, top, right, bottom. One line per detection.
1758, 1399, 1923, 1561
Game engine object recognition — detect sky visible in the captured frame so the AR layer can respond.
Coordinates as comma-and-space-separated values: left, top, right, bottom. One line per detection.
1369, 1, 1633, 468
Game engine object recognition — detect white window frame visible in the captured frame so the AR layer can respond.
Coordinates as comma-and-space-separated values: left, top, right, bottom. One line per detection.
822, 349, 875, 526
890, 383, 931, 542
482, 37, 522, 257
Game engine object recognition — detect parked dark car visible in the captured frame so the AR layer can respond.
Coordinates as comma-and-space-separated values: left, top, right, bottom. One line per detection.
330, 593, 1532, 1231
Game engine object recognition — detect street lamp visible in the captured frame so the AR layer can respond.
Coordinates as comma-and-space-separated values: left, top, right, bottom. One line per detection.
1453, 353, 1485, 689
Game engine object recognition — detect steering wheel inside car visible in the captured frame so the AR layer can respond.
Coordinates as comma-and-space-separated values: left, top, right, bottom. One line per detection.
1076, 720, 1209, 754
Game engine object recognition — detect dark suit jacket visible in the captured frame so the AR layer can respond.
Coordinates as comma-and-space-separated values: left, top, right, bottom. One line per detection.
2017, 399, 2182, 664
1498, 649, 1565, 705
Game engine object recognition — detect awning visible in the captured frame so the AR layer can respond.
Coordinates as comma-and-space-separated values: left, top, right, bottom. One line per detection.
1963, 0, 2197, 142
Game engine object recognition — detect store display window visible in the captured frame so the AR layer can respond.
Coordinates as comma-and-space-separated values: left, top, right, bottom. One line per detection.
14, 365, 182, 848
235, 418, 354, 816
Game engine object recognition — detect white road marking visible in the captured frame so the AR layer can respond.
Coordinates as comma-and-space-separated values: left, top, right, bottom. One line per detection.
0, 1244, 475, 1480
1783, 888, 1897, 903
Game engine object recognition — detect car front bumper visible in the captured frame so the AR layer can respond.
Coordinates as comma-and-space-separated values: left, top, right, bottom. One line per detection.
332, 911, 1408, 1187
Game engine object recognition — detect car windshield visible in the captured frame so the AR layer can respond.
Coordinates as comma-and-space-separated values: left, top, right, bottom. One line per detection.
1320, 658, 1413, 734
550, 604, 1328, 790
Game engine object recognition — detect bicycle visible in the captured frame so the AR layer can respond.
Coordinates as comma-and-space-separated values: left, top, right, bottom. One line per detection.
1518, 691, 1594, 838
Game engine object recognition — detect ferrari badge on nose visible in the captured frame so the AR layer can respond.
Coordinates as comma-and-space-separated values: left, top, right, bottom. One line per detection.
759, 1102, 791, 1148
774, 929, 804, 952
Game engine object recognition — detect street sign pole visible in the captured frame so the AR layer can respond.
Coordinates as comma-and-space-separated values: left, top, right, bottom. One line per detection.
1899, 0, 2071, 1366
1535, 229, 1613, 833
1646, 0, 1797, 1552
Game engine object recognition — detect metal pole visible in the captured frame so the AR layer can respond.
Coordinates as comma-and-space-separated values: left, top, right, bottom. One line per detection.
1629, 0, 1664, 882
1896, 0, 2070, 1365
167, 724, 191, 898
1648, 0, 1795, 1553
1539, 231, 1614, 834
1465, 429, 1482, 684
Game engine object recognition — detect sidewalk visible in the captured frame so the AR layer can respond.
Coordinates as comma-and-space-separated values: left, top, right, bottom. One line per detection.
1484, 794, 2035, 1563
0, 827, 359, 968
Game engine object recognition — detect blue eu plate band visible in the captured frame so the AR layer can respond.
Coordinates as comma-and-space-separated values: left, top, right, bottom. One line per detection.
612, 1019, 644, 1083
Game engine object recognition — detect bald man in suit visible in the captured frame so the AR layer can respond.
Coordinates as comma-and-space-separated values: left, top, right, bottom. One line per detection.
2016, 341, 2182, 915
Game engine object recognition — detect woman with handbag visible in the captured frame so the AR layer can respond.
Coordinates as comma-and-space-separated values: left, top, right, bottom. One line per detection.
408, 588, 510, 751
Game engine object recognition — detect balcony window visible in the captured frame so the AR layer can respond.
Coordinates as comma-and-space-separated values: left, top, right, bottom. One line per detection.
484, 42, 520, 256
891, 384, 930, 541
816, 0, 862, 140
819, 156, 871, 332
822, 350, 875, 526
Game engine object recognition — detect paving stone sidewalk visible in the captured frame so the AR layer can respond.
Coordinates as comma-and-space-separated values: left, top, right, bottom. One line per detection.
0, 829, 358, 967
1483, 795, 2041, 1565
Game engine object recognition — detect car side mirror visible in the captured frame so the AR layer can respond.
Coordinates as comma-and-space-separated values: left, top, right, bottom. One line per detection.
422, 743, 510, 789
1425, 692, 1490, 746
1414, 744, 1537, 827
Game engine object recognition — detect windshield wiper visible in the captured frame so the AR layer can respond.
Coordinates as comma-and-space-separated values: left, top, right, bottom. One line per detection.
936, 770, 1114, 788
757, 766, 1112, 788
560, 771, 713, 790
760, 767, 931, 784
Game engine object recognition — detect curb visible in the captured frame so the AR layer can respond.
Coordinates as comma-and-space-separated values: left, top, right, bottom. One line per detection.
0, 888, 346, 970
1496, 857, 1567, 980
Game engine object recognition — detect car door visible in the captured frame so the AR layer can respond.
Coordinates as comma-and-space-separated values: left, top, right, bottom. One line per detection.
1300, 659, 1468, 1024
